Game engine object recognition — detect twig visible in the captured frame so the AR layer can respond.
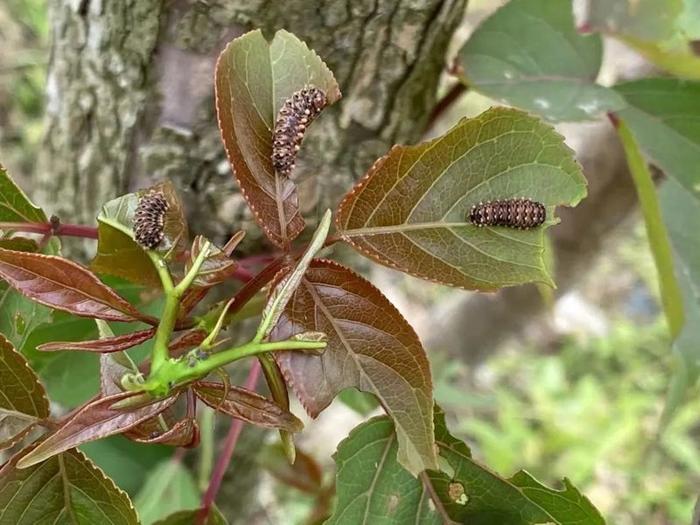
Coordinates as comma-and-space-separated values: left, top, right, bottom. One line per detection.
425, 82, 468, 134
0, 221, 98, 239
197, 361, 261, 525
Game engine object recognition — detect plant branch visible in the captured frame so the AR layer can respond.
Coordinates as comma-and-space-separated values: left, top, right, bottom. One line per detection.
0, 221, 98, 239
425, 82, 468, 134
197, 361, 261, 525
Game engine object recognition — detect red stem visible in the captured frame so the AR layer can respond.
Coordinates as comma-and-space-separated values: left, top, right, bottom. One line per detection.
425, 82, 468, 134
197, 361, 261, 524
0, 221, 98, 239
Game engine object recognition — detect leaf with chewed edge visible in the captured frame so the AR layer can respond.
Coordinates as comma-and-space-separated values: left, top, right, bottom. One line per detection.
215, 29, 341, 247
274, 259, 436, 476
327, 409, 604, 524
0, 447, 139, 524
0, 334, 49, 450
337, 107, 586, 291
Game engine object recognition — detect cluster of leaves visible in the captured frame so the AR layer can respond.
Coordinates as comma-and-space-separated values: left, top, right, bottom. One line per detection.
10, 0, 699, 520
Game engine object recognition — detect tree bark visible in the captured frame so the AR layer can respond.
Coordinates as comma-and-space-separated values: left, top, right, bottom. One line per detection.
38, 0, 466, 249
38, 1, 467, 521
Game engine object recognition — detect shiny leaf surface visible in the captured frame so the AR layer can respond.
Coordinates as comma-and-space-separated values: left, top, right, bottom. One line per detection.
38, 328, 155, 353
0, 164, 46, 223
215, 29, 341, 247
0, 248, 152, 322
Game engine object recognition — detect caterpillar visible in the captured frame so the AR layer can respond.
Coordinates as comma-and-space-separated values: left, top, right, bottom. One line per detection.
134, 191, 169, 249
469, 198, 546, 229
272, 86, 328, 178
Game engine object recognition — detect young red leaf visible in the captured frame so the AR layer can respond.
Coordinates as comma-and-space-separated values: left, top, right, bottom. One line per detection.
193, 381, 303, 432
187, 234, 240, 288
0, 248, 154, 323
336, 107, 587, 291
125, 417, 199, 448
0, 447, 138, 524
0, 335, 50, 450
215, 29, 341, 247
38, 328, 155, 353
17, 391, 178, 468
273, 259, 437, 475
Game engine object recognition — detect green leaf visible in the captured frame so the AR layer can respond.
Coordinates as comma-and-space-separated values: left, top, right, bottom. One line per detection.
336, 107, 587, 291
615, 118, 684, 338
215, 29, 341, 247
0, 334, 49, 450
614, 78, 700, 203
152, 507, 228, 525
659, 178, 700, 425
134, 459, 200, 525
91, 191, 160, 286
0, 448, 139, 524
274, 260, 436, 476
91, 181, 187, 285
328, 410, 605, 524
80, 435, 172, 495
456, 0, 625, 121
0, 164, 47, 223
585, 0, 683, 42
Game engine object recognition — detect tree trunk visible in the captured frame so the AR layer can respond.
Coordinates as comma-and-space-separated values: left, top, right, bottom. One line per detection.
37, 1, 467, 521
38, 0, 466, 249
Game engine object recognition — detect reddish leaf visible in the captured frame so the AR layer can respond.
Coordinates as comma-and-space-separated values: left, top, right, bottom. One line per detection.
193, 381, 303, 432
335, 108, 586, 290
273, 259, 437, 475
215, 29, 340, 247
125, 417, 199, 448
187, 235, 239, 288
0, 447, 139, 524
17, 391, 178, 468
0, 335, 49, 450
38, 328, 155, 353
168, 329, 207, 355
0, 248, 153, 323
99, 351, 138, 396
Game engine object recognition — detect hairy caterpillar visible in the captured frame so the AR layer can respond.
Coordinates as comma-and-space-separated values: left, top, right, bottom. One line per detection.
469, 198, 546, 229
272, 86, 328, 178
134, 191, 169, 249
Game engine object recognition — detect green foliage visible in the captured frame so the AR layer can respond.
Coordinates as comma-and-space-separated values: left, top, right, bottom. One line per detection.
615, 79, 700, 203
134, 459, 200, 524
328, 410, 603, 524
0, 448, 139, 524
438, 320, 699, 524
456, 0, 625, 121
337, 107, 587, 290
615, 119, 684, 338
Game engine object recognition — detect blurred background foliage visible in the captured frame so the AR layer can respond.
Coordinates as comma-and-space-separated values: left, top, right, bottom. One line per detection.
1, 1, 699, 524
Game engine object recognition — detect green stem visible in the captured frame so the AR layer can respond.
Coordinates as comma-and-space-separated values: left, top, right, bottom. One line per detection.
148, 242, 211, 372
615, 117, 684, 338
141, 338, 326, 396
